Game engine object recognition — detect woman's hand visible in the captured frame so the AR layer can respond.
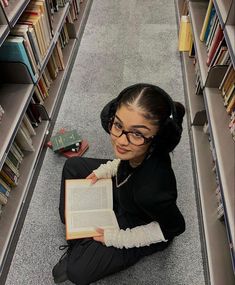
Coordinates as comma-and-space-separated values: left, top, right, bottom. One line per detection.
93, 228, 105, 244
86, 172, 98, 184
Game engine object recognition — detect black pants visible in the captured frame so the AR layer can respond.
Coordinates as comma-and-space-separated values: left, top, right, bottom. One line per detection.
59, 157, 170, 285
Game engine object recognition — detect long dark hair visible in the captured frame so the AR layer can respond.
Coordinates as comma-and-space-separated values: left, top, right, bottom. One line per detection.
116, 84, 185, 153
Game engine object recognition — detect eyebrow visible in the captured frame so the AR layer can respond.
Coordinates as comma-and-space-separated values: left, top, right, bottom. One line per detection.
115, 115, 151, 131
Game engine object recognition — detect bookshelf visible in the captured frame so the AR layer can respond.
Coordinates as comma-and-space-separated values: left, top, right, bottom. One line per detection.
2, 0, 31, 27
175, 0, 235, 285
0, 5, 9, 46
0, 0, 93, 283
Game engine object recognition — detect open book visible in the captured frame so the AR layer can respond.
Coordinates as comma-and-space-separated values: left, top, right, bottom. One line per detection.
65, 179, 119, 240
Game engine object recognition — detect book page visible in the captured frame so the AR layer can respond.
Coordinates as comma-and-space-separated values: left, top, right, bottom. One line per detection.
67, 209, 119, 232
66, 179, 113, 211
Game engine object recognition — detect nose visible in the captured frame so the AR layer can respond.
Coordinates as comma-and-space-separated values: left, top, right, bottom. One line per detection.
117, 132, 129, 145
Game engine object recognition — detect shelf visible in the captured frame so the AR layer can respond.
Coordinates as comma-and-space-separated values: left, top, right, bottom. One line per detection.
43, 38, 77, 119
177, 1, 235, 283
0, 2, 9, 47
204, 88, 235, 255
0, 120, 49, 273
2, 0, 31, 27
174, 0, 182, 26
0, 84, 34, 169
214, 0, 232, 27
189, 1, 209, 87
43, 0, 93, 119
74, 0, 93, 39
40, 2, 70, 75
181, 51, 206, 125
191, 125, 235, 285
224, 25, 235, 69
0, 0, 93, 283
0, 24, 9, 47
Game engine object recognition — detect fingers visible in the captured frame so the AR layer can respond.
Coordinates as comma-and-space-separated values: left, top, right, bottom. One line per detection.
93, 228, 105, 244
85, 173, 93, 179
91, 176, 98, 184
96, 228, 104, 234
86, 173, 98, 184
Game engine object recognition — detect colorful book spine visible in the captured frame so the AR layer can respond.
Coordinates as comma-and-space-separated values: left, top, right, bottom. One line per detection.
200, 0, 214, 41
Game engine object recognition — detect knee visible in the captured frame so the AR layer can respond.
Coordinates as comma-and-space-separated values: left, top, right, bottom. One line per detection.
63, 157, 82, 171
62, 157, 83, 177
67, 257, 90, 285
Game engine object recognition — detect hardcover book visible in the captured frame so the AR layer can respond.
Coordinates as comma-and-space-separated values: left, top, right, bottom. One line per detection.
65, 179, 119, 240
50, 129, 82, 152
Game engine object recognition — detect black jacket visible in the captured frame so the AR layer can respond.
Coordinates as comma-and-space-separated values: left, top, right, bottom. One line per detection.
115, 151, 185, 241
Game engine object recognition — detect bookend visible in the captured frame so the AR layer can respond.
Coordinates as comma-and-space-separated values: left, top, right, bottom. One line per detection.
67, 23, 77, 39
192, 110, 207, 126
33, 104, 50, 121
205, 65, 228, 88
0, 62, 33, 84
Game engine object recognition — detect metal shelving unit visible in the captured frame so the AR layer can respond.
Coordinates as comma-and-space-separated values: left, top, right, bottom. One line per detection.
0, 1, 93, 283
175, 1, 235, 284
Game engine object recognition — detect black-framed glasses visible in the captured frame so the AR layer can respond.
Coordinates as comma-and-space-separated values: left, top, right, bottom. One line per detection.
109, 121, 155, 146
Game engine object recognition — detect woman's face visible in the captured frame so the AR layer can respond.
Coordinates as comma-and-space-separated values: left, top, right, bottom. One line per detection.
110, 104, 158, 164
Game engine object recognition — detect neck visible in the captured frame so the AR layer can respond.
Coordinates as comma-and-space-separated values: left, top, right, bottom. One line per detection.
129, 155, 146, 168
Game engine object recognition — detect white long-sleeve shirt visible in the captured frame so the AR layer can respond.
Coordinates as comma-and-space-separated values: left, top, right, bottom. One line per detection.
92, 159, 167, 249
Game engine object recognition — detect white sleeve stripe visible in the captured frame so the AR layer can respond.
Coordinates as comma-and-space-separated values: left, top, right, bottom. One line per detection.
93, 159, 120, 178
104, 222, 167, 249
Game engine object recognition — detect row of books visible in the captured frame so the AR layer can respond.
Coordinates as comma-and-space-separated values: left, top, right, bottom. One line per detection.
194, 61, 203, 96
200, 1, 231, 68
0, 0, 54, 83
0, 104, 4, 124
229, 111, 235, 141
0, 0, 70, 12
188, 0, 235, 140
203, 122, 224, 221
0, 94, 46, 210
0, 0, 81, 83
0, 141, 24, 207
49, 0, 69, 12
219, 64, 235, 140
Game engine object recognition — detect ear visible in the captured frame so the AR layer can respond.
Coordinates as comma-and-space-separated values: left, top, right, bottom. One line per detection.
100, 97, 119, 133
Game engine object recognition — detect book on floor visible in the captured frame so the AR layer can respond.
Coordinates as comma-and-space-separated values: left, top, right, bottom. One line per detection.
50, 129, 82, 152
65, 179, 119, 240
47, 139, 89, 158
47, 128, 89, 157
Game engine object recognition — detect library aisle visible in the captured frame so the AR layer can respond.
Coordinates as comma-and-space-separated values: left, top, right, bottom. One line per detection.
4, 1, 205, 284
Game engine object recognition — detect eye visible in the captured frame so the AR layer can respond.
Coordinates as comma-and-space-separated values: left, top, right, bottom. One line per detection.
131, 132, 143, 138
113, 122, 122, 130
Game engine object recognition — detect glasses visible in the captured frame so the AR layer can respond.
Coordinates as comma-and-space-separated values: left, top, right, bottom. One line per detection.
109, 121, 155, 146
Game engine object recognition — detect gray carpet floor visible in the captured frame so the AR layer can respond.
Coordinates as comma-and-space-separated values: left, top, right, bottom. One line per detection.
5, 1, 206, 284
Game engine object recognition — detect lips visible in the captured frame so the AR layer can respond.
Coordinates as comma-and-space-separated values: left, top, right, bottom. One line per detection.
116, 145, 129, 154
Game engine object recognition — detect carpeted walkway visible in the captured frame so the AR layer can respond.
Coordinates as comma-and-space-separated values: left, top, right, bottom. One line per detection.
5, 1, 205, 284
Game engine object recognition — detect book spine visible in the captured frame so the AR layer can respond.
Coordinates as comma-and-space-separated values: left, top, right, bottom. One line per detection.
200, 0, 213, 42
